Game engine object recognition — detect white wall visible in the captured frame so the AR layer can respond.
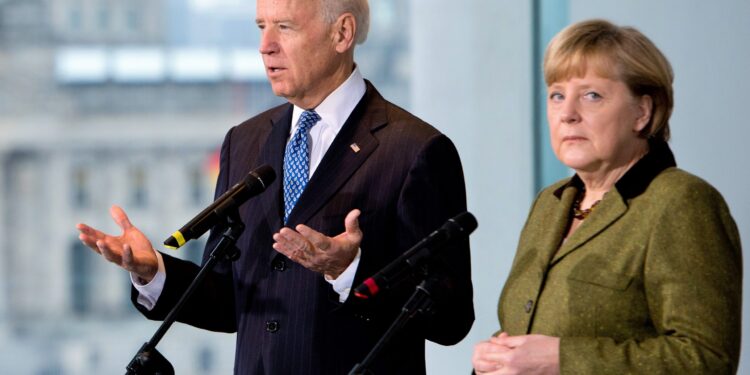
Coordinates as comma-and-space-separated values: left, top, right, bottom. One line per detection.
412, 0, 750, 373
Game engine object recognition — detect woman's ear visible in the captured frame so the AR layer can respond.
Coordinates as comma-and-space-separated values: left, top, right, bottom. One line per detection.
634, 95, 653, 133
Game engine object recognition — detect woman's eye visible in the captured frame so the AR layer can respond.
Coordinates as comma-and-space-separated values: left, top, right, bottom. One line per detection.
584, 91, 602, 100
549, 92, 564, 101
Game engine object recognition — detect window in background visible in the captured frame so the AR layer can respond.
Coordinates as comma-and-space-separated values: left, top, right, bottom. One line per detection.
126, 8, 140, 32
189, 164, 205, 206
97, 7, 109, 31
70, 240, 93, 315
130, 165, 149, 208
72, 165, 91, 209
69, 7, 82, 31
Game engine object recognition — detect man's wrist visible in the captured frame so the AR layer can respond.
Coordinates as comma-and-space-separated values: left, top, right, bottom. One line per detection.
325, 250, 358, 279
325, 248, 362, 303
131, 251, 164, 286
136, 274, 153, 285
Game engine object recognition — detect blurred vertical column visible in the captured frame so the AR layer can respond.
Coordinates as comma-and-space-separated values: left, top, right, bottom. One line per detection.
410, 1, 535, 374
0, 148, 6, 323
532, 0, 570, 193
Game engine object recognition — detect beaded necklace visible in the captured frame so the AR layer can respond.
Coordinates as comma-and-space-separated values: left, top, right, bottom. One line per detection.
572, 192, 601, 220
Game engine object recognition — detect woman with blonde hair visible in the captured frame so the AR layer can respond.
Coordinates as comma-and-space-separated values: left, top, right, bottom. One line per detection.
472, 19, 742, 374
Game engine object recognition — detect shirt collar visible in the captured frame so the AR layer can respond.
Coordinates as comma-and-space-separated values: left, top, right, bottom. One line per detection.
290, 66, 366, 133
554, 140, 677, 200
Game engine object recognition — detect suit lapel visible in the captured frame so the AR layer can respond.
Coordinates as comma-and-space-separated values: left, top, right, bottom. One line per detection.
286, 85, 386, 226
551, 189, 628, 265
258, 104, 293, 231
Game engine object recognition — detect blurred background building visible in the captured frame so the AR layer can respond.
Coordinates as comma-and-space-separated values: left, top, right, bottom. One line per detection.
0, 0, 407, 373
0, 0, 748, 374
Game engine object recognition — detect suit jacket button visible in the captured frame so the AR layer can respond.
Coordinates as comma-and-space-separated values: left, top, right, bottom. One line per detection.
272, 258, 287, 271
354, 313, 374, 323
524, 300, 534, 313
265, 320, 280, 333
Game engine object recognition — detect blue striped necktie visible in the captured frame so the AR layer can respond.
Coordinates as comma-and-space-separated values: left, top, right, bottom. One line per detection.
283, 110, 321, 223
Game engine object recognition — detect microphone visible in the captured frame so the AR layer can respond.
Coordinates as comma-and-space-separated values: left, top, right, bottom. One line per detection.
163, 165, 276, 249
353, 211, 477, 299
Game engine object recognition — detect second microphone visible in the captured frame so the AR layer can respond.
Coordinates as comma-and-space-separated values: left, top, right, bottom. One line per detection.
353, 211, 478, 299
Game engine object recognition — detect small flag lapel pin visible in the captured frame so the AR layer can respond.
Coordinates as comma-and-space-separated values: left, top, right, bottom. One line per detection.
350, 143, 361, 153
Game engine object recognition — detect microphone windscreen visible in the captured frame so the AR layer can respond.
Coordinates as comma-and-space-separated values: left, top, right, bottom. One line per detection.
444, 212, 478, 239
249, 164, 276, 188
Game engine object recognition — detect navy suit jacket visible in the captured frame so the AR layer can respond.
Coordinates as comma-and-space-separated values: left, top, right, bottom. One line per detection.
133, 82, 474, 374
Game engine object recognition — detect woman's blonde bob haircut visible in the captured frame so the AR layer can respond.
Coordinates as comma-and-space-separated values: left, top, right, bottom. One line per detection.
544, 19, 674, 141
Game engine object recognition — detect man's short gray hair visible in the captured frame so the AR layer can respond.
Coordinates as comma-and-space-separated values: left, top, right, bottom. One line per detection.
321, 0, 370, 45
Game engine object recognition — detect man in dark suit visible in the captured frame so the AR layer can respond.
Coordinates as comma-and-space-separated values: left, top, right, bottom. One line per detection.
76, 0, 474, 374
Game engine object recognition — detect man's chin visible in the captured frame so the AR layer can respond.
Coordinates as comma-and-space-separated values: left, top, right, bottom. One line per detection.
268, 84, 289, 99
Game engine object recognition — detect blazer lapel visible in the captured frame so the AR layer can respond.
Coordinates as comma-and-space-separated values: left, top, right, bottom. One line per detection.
536, 187, 578, 267
285, 85, 386, 226
551, 189, 628, 265
258, 104, 293, 231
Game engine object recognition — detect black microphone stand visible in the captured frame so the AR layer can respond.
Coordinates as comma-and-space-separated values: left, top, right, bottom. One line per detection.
348, 273, 440, 375
125, 210, 245, 375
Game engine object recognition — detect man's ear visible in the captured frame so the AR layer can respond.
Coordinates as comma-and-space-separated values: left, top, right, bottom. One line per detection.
332, 12, 356, 53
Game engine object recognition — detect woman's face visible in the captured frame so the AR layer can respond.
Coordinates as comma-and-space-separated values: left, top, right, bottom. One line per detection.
547, 70, 651, 175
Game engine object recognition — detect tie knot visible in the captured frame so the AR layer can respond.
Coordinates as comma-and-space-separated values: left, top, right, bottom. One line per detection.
298, 110, 321, 133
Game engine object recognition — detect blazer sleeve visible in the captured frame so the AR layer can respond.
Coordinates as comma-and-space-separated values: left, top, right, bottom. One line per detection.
558, 180, 742, 374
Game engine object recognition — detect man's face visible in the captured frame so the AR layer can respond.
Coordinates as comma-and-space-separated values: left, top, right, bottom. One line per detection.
256, 0, 345, 109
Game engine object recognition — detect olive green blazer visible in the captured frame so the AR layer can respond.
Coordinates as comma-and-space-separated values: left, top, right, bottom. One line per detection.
498, 143, 742, 374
